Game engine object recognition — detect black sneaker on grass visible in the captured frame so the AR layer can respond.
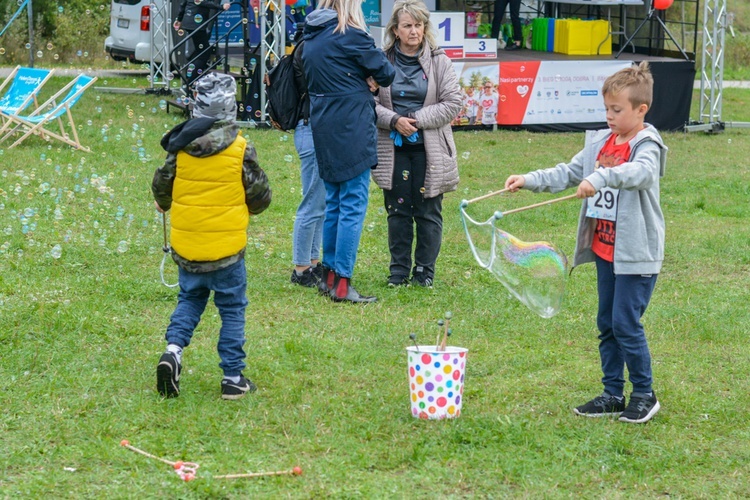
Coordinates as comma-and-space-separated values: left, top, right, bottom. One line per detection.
411, 274, 433, 288
388, 274, 410, 287
573, 393, 625, 417
221, 374, 257, 400
312, 263, 323, 281
291, 267, 319, 288
619, 392, 660, 424
156, 351, 181, 398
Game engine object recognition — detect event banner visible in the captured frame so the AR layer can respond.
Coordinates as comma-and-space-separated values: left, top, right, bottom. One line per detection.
451, 60, 631, 126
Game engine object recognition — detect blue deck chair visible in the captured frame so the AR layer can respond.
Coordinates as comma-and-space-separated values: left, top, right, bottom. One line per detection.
0, 74, 98, 152
0, 65, 55, 134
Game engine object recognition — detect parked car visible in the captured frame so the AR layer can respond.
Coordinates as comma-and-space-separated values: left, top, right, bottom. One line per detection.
105, 0, 252, 65
105, 0, 168, 63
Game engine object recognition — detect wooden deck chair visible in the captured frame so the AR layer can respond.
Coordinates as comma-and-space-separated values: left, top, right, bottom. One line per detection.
0, 74, 98, 152
0, 65, 55, 134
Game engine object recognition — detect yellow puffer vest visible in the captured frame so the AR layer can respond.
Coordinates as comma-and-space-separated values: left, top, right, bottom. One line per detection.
170, 134, 249, 262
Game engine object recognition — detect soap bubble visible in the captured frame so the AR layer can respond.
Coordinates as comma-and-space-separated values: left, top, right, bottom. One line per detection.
117, 241, 129, 253
50, 244, 62, 259
460, 207, 568, 318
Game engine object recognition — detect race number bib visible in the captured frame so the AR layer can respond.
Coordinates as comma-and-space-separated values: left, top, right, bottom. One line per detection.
586, 186, 619, 221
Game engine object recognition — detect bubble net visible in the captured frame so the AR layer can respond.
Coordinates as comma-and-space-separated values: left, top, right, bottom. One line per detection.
460, 205, 569, 318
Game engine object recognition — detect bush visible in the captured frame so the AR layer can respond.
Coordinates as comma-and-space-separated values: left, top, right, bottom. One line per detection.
0, 2, 110, 65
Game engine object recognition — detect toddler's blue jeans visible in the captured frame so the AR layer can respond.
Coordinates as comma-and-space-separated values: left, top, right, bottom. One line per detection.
165, 259, 248, 377
595, 256, 658, 396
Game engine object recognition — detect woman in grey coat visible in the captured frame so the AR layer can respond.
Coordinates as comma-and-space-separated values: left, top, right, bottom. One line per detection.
373, 0, 461, 287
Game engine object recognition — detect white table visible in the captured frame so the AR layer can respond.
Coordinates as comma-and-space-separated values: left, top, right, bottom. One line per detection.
543, 0, 644, 55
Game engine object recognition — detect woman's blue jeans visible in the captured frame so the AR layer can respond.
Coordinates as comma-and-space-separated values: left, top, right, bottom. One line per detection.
165, 259, 248, 377
293, 120, 326, 266
595, 256, 658, 396
322, 168, 371, 279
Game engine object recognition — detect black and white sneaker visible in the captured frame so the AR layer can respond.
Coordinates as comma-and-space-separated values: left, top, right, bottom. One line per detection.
156, 351, 181, 398
573, 393, 625, 417
221, 374, 257, 400
291, 267, 319, 288
619, 392, 660, 423
411, 274, 433, 288
312, 263, 323, 281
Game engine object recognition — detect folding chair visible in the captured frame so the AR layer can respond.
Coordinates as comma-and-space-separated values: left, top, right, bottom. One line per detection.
0, 74, 98, 152
0, 65, 55, 134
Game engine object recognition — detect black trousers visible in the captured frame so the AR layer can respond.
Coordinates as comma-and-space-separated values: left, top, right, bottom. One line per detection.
491, 0, 522, 42
383, 145, 443, 279
186, 28, 212, 84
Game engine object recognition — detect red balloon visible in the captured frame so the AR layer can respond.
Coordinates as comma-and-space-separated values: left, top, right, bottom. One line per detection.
653, 0, 674, 9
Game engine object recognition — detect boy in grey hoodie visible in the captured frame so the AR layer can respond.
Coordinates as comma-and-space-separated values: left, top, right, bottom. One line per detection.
505, 62, 666, 424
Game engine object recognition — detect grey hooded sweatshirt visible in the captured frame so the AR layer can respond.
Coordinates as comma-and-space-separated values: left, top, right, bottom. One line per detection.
522, 124, 667, 275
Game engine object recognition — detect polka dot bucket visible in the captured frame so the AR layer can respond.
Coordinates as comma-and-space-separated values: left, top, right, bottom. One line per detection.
406, 346, 468, 419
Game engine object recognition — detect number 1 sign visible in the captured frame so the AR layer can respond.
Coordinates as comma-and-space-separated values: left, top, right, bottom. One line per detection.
432, 12, 465, 59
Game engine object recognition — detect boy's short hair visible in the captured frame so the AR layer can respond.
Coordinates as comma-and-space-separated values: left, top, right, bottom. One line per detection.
192, 72, 237, 121
602, 61, 653, 109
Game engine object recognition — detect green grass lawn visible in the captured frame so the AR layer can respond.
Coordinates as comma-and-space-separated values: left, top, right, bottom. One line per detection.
0, 77, 749, 497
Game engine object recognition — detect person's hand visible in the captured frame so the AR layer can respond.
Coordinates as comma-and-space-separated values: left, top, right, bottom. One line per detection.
395, 116, 417, 136
366, 76, 379, 92
154, 201, 165, 213
504, 175, 525, 192
223, 2, 230, 9
173, 20, 181, 30
576, 180, 596, 198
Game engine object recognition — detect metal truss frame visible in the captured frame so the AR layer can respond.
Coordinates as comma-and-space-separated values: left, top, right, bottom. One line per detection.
148, 0, 172, 95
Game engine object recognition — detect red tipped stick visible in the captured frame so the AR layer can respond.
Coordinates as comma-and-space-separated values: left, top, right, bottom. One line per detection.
214, 466, 303, 479
120, 440, 176, 466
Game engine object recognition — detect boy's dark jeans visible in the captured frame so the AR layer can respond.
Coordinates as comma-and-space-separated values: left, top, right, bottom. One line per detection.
383, 145, 443, 279
595, 256, 658, 397
165, 258, 248, 377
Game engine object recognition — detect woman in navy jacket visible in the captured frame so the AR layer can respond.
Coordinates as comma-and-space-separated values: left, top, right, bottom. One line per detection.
302, 0, 395, 303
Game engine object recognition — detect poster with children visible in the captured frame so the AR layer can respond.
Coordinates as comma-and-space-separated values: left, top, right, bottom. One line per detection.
452, 61, 499, 127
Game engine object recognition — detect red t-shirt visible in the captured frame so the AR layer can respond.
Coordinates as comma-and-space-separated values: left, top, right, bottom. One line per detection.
591, 134, 631, 262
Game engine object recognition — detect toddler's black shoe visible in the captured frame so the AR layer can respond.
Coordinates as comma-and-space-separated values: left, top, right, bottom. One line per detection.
156, 351, 181, 398
388, 274, 410, 287
619, 392, 660, 423
573, 393, 625, 417
291, 267, 319, 288
221, 374, 257, 400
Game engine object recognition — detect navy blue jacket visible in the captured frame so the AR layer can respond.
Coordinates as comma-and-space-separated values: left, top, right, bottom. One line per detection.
302, 9, 395, 183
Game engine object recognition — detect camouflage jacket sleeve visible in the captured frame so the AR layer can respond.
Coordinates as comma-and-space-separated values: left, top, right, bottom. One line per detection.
242, 143, 272, 215
152, 153, 177, 211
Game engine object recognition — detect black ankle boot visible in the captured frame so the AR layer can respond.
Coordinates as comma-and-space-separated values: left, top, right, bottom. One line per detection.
330, 276, 377, 304
318, 267, 335, 296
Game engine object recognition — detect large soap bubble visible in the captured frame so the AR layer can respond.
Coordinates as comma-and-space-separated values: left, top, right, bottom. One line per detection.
460, 204, 569, 318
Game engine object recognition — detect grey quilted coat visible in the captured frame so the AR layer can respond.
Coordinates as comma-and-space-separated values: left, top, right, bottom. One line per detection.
373, 47, 461, 199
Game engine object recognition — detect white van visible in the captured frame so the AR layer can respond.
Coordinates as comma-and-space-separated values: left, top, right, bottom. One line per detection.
105, 0, 167, 63
105, 0, 248, 65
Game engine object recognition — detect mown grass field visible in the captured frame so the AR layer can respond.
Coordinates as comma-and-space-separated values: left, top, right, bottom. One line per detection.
0, 76, 748, 497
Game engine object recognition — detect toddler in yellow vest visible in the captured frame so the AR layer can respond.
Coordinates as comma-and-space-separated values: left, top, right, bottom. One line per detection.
152, 72, 272, 399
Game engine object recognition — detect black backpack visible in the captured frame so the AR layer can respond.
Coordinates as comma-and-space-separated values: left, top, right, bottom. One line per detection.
266, 41, 306, 132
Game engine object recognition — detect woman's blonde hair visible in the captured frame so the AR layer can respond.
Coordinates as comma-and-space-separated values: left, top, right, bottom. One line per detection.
602, 61, 654, 108
317, 0, 368, 34
382, 0, 438, 52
